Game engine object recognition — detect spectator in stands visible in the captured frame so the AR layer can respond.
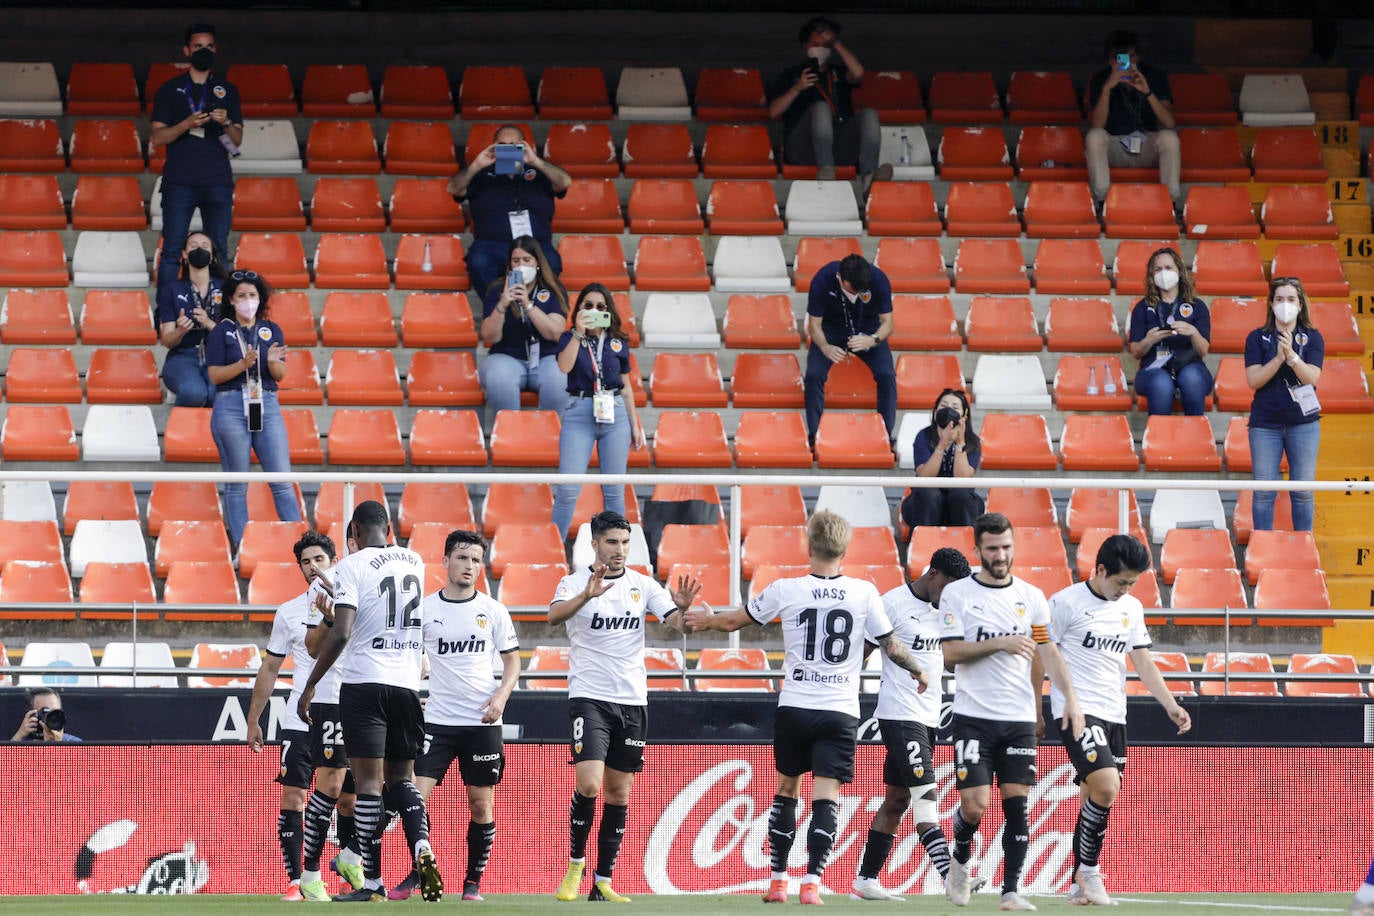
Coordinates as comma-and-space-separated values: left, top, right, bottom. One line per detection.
551, 284, 645, 540
448, 124, 572, 294
150, 24, 242, 290
769, 16, 889, 193
804, 253, 896, 448
1127, 247, 1213, 416
1246, 277, 1324, 532
900, 389, 984, 530
156, 231, 225, 408
11, 687, 80, 742
206, 270, 302, 549
478, 236, 570, 422
1084, 30, 1179, 204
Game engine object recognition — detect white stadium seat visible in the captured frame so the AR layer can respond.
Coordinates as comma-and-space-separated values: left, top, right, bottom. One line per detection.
1239, 74, 1315, 127
99, 641, 178, 688
150, 175, 202, 233
894, 411, 924, 471
1, 481, 57, 523
68, 519, 148, 578
712, 236, 791, 293
814, 485, 892, 529
71, 231, 148, 287
615, 67, 692, 121
785, 181, 863, 236
232, 120, 304, 175
1148, 489, 1226, 544
879, 125, 936, 181
641, 293, 721, 348
18, 641, 97, 686
82, 405, 161, 462
970, 354, 1051, 410
0, 62, 63, 116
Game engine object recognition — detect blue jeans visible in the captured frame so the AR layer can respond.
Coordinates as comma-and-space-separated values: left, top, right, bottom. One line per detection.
1135, 361, 1213, 416
478, 352, 569, 419
803, 342, 897, 442
784, 102, 882, 174
162, 349, 214, 408
1249, 420, 1320, 531
210, 390, 300, 547
158, 180, 234, 289
466, 238, 563, 299
552, 395, 629, 539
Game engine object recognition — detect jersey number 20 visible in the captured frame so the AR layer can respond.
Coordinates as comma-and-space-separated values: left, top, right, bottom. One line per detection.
380, 574, 422, 629
798, 606, 854, 663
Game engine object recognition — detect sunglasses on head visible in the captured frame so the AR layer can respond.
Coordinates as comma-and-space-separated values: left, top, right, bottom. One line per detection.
580, 301, 610, 312
230, 270, 260, 282
1270, 276, 1302, 286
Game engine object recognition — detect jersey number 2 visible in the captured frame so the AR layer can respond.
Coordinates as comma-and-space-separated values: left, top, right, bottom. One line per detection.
380, 574, 422, 629
798, 606, 854, 663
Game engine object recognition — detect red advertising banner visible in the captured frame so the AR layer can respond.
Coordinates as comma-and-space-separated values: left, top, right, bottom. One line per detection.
2, 743, 1369, 896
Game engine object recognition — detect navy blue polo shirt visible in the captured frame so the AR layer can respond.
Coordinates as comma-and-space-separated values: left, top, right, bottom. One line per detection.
770, 63, 857, 136
1128, 296, 1211, 366
151, 72, 242, 186
482, 281, 567, 361
460, 166, 562, 246
558, 331, 630, 395
806, 260, 893, 346
156, 278, 224, 355
1086, 63, 1173, 136
205, 319, 284, 392
912, 426, 982, 475
1245, 325, 1324, 428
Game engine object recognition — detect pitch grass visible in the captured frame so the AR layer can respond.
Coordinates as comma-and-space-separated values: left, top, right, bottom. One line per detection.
0, 893, 1352, 913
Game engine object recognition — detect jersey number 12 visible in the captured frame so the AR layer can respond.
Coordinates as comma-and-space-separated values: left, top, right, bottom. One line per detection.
380, 574, 422, 629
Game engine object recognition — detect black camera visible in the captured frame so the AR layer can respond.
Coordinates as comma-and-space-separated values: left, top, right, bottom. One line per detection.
936, 406, 961, 429
36, 706, 66, 733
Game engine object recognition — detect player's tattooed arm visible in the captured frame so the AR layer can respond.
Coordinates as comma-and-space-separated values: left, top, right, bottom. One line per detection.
880, 634, 930, 693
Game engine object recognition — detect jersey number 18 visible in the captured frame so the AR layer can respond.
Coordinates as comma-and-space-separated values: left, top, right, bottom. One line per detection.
798, 606, 853, 663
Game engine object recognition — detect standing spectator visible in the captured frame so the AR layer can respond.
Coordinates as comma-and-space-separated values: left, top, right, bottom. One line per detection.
1085, 30, 1179, 204
156, 231, 224, 407
1246, 277, 1324, 532
205, 270, 301, 549
478, 236, 570, 421
900, 389, 984, 529
769, 16, 887, 192
150, 24, 242, 290
804, 253, 896, 447
1128, 247, 1213, 416
448, 124, 572, 294
551, 284, 645, 540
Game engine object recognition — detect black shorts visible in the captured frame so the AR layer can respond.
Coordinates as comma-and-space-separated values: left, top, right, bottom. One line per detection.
773, 706, 859, 783
1062, 715, 1128, 781
569, 698, 647, 773
339, 682, 424, 762
310, 702, 350, 770
950, 714, 1038, 790
277, 727, 313, 789
878, 719, 937, 789
416, 725, 505, 787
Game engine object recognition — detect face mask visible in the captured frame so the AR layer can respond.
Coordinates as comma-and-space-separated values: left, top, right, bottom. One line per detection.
1272, 301, 1300, 325
806, 46, 832, 66
510, 265, 538, 286
235, 298, 259, 321
189, 48, 215, 71
186, 247, 212, 270
1153, 269, 1179, 292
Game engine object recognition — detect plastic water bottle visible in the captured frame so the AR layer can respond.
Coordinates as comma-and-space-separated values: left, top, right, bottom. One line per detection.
899, 131, 911, 166
1102, 363, 1117, 395
421, 241, 433, 273
1086, 364, 1099, 396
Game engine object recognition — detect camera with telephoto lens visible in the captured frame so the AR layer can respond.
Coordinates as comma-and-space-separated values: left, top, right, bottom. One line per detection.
36, 706, 66, 733
936, 406, 961, 429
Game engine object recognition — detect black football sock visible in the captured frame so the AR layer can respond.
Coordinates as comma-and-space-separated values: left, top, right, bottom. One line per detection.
466, 820, 496, 885
385, 781, 430, 857
767, 795, 798, 875
806, 799, 839, 878
595, 803, 628, 881
920, 824, 952, 879
278, 809, 303, 881
352, 793, 385, 883
569, 792, 597, 860
1001, 795, 1030, 895
301, 790, 337, 872
857, 828, 895, 880
952, 805, 979, 864
336, 811, 356, 856
1075, 798, 1111, 870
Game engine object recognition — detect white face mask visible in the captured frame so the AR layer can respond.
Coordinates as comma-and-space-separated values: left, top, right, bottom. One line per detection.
1153, 269, 1179, 292
234, 298, 260, 321
510, 265, 538, 286
1272, 301, 1300, 325
806, 46, 832, 66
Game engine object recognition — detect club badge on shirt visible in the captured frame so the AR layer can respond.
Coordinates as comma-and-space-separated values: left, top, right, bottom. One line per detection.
610, 339, 624, 353
213, 85, 227, 100
536, 289, 550, 303
1178, 302, 1194, 319
1014, 601, 1027, 618
257, 326, 272, 342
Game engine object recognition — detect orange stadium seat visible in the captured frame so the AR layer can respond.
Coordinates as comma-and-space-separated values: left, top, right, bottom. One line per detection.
1007, 70, 1080, 123
1112, 239, 1175, 296
894, 354, 964, 409
851, 70, 925, 122
460, 65, 534, 119
319, 292, 397, 347
155, 520, 231, 577
0, 522, 62, 576
246, 563, 307, 606
874, 238, 950, 294
1270, 243, 1349, 297
80, 290, 155, 345
1065, 488, 1140, 543
1142, 416, 1221, 472
977, 414, 1057, 470
393, 233, 467, 290
1018, 565, 1074, 598
1033, 238, 1110, 294
301, 64, 375, 116
1207, 297, 1265, 353
889, 296, 962, 350
234, 233, 309, 288
553, 179, 624, 233
5, 348, 81, 402
731, 353, 802, 408
379, 65, 453, 119
1130, 568, 1164, 612
1311, 359, 1373, 412
538, 66, 612, 120
1103, 183, 1179, 239
1023, 181, 1099, 238
79, 561, 156, 606
1179, 128, 1250, 182
1244, 530, 1321, 586
694, 648, 773, 692
1250, 127, 1325, 183
310, 177, 385, 232
1053, 355, 1132, 411
739, 485, 806, 538
282, 409, 325, 465
226, 64, 297, 116
1308, 301, 1361, 356
1232, 490, 1293, 546
146, 481, 222, 537
1170, 73, 1237, 125
1261, 184, 1336, 240
559, 235, 629, 291
325, 350, 403, 405
1253, 568, 1332, 627
1212, 356, 1253, 411
409, 409, 487, 467
1014, 126, 1088, 181
650, 353, 726, 407
400, 292, 477, 348
67, 62, 139, 116
742, 526, 808, 580
70, 120, 143, 172
987, 487, 1057, 529
306, 120, 380, 174
572, 485, 641, 531
694, 67, 768, 121
953, 238, 1027, 293
2, 290, 74, 344
1201, 652, 1279, 697
481, 483, 554, 538
815, 413, 893, 469
864, 182, 941, 237
1285, 653, 1362, 697
311, 482, 386, 533
490, 410, 561, 467
383, 121, 457, 176
489, 523, 565, 580
232, 177, 306, 232
965, 296, 1041, 352
733, 412, 813, 468
389, 178, 466, 233
246, 482, 306, 525
1170, 567, 1250, 626
70, 176, 144, 231
633, 236, 709, 291
143, 62, 187, 114
938, 127, 1013, 180
1192, 240, 1266, 296
658, 523, 729, 574
0, 174, 66, 230
62, 481, 137, 536
397, 482, 475, 539
644, 648, 688, 691
495, 564, 570, 610
464, 122, 534, 163
237, 521, 310, 579
628, 179, 703, 234
1074, 526, 1151, 581
706, 180, 783, 235
1060, 415, 1139, 471
275, 350, 323, 406
1011, 526, 1069, 571
1183, 185, 1260, 239
821, 356, 877, 409
326, 409, 405, 465
0, 119, 65, 172
1045, 297, 1122, 352
524, 645, 571, 690
928, 71, 1003, 123
623, 124, 697, 178
161, 407, 217, 462
907, 526, 978, 573
544, 122, 618, 178
945, 182, 1020, 237
314, 233, 390, 289
407, 350, 484, 407
1125, 651, 1196, 696
1160, 528, 1236, 585
847, 527, 900, 568
794, 237, 863, 291
700, 124, 777, 179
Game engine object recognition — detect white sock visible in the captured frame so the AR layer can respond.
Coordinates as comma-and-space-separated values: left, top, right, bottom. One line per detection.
1356, 883, 1374, 904
414, 838, 432, 858
771, 871, 788, 881
365, 878, 384, 891
800, 874, 820, 886
301, 869, 321, 884
338, 847, 361, 866
1078, 864, 1100, 876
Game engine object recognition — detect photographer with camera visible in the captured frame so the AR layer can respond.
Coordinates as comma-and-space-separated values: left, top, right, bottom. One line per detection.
900, 389, 984, 530
448, 124, 572, 295
12, 687, 80, 742
1085, 29, 1178, 205
150, 24, 242, 291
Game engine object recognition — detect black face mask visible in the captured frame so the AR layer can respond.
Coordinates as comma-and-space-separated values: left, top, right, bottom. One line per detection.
189, 48, 215, 72
186, 247, 213, 270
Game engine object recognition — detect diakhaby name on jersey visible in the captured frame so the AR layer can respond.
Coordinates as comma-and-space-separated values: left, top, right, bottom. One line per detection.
368, 549, 422, 570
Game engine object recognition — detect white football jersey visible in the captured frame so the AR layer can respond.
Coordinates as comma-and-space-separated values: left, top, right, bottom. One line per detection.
333, 545, 428, 691
1048, 581, 1152, 724
303, 577, 342, 706
748, 573, 893, 719
870, 584, 945, 726
265, 591, 333, 731
553, 567, 679, 705
422, 590, 520, 727
939, 575, 1050, 723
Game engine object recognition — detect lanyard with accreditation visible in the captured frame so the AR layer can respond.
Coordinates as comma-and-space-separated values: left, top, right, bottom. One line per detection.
582, 333, 616, 424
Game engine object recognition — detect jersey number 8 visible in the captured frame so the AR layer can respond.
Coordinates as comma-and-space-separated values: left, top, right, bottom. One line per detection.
797, 607, 854, 663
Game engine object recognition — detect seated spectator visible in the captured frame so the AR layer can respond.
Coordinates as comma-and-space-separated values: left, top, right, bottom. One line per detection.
478, 236, 570, 421
156, 231, 224, 407
1085, 30, 1179, 203
900, 388, 984, 529
769, 16, 888, 192
1127, 247, 1212, 416
1246, 277, 1324, 532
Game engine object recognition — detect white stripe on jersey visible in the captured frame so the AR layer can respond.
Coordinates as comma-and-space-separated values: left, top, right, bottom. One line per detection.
938, 575, 1050, 723
334, 546, 428, 691
422, 590, 520, 727
748, 573, 893, 719
1048, 581, 1152, 724
554, 567, 678, 706
303, 577, 341, 705
871, 584, 944, 726
266, 591, 336, 731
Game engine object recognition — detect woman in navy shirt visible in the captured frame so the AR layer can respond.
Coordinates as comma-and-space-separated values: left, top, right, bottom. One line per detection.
156, 231, 224, 407
899, 388, 984, 528
477, 236, 569, 420
1127, 247, 1213, 415
205, 271, 302, 548
1245, 277, 1324, 531
550, 283, 644, 539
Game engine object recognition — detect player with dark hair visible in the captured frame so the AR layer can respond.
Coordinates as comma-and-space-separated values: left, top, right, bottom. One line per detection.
851, 547, 972, 901
940, 512, 1084, 911
550, 511, 701, 903
1048, 534, 1191, 906
299, 500, 442, 902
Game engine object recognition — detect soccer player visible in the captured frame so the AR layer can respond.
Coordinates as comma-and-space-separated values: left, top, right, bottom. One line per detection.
550, 511, 702, 904
686, 510, 929, 906
298, 500, 442, 903
851, 547, 972, 901
387, 530, 520, 902
245, 531, 362, 900
1352, 854, 1374, 916
939, 512, 1084, 912
1047, 534, 1191, 907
